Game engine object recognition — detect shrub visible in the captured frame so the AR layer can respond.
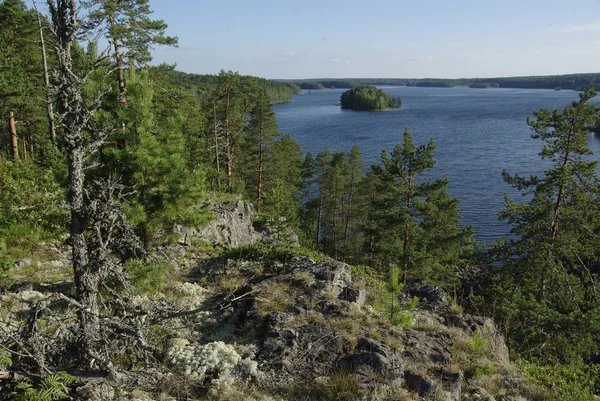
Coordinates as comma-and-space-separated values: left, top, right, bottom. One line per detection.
518, 359, 600, 401
125, 259, 172, 293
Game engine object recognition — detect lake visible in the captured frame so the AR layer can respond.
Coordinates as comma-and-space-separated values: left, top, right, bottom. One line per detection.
273, 86, 600, 245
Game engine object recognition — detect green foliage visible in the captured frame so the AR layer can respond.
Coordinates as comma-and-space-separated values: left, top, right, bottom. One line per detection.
518, 359, 600, 401
340, 85, 401, 111
493, 85, 600, 364
363, 129, 473, 282
220, 243, 329, 273
289, 73, 600, 91
85, 0, 178, 67
9, 372, 75, 401
0, 0, 54, 160
106, 70, 210, 247
453, 331, 495, 378
379, 265, 416, 327
0, 160, 66, 289
0, 350, 13, 367
124, 259, 172, 293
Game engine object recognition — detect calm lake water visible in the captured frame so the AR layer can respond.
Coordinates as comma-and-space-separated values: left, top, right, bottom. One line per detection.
273, 86, 600, 245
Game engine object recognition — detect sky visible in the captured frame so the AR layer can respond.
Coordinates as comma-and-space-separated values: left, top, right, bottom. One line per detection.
37, 0, 600, 79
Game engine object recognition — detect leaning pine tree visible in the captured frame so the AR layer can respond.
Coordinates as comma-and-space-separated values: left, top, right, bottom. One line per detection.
494, 85, 600, 363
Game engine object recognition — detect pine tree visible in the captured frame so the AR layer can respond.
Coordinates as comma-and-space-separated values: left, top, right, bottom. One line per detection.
314, 148, 333, 250
242, 88, 280, 212
84, 0, 178, 103
213, 71, 247, 191
0, 0, 44, 159
364, 128, 470, 282
494, 85, 600, 361
342, 145, 365, 260
109, 70, 210, 247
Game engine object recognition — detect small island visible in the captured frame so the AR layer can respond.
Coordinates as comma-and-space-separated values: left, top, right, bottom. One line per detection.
340, 85, 402, 111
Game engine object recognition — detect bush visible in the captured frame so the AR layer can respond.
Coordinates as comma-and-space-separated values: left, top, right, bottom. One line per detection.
518, 359, 600, 401
125, 259, 172, 293
454, 330, 495, 378
0, 161, 66, 289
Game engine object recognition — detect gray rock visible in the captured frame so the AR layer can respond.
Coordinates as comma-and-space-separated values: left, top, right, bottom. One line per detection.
75, 381, 115, 400
340, 352, 390, 374
404, 284, 446, 307
174, 200, 260, 247
14, 258, 33, 269
313, 261, 352, 288
339, 287, 366, 306
443, 370, 464, 401
405, 371, 437, 396
356, 337, 388, 357
258, 219, 300, 247
280, 328, 297, 340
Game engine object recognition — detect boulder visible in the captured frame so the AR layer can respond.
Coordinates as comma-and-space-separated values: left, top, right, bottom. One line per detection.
174, 200, 260, 247
405, 370, 437, 397
339, 287, 366, 306
404, 284, 446, 307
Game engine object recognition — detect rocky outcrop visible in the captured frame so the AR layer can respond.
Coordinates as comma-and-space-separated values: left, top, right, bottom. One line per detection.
174, 200, 301, 248
195, 257, 530, 400
174, 200, 261, 247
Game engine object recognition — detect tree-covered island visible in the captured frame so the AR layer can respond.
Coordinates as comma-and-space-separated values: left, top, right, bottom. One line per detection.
340, 85, 402, 111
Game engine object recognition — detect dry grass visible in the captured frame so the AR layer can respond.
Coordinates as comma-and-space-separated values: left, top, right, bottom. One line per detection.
254, 281, 294, 317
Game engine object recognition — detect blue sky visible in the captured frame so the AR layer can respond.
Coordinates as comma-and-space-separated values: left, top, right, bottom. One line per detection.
38, 0, 600, 79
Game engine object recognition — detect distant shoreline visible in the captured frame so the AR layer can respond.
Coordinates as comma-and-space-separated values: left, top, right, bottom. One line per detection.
277, 72, 600, 91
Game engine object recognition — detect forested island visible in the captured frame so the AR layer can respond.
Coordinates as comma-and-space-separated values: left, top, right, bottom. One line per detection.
340, 85, 402, 110
1, 0, 600, 400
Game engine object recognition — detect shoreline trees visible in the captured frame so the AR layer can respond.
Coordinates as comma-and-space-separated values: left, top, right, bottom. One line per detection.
340, 85, 402, 111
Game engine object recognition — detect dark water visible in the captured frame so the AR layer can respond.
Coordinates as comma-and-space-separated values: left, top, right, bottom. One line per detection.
273, 86, 600, 245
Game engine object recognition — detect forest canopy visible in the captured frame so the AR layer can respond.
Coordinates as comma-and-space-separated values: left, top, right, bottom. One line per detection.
340, 85, 402, 111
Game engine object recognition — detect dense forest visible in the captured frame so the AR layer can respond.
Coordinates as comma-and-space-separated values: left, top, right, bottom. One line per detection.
283, 72, 600, 90
1, 0, 600, 400
340, 86, 402, 111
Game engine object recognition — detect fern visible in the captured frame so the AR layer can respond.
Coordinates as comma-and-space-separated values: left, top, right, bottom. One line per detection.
0, 350, 13, 367
9, 372, 75, 401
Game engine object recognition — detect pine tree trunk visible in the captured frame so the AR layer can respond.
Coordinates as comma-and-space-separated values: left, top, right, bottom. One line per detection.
343, 183, 354, 255
8, 112, 18, 160
225, 117, 233, 189
316, 185, 324, 250
109, 16, 127, 105
257, 120, 264, 213
34, 2, 56, 145
213, 101, 221, 190
402, 176, 413, 282
49, 0, 102, 365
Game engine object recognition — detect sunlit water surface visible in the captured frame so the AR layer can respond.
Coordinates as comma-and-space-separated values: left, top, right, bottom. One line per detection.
274, 86, 600, 244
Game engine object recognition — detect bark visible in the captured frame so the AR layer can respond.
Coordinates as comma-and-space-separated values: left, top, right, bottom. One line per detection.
34, 0, 56, 145
316, 172, 326, 250
256, 120, 264, 213
343, 181, 354, 251
213, 101, 221, 190
402, 175, 413, 283
109, 15, 127, 105
48, 0, 103, 365
9, 112, 18, 160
